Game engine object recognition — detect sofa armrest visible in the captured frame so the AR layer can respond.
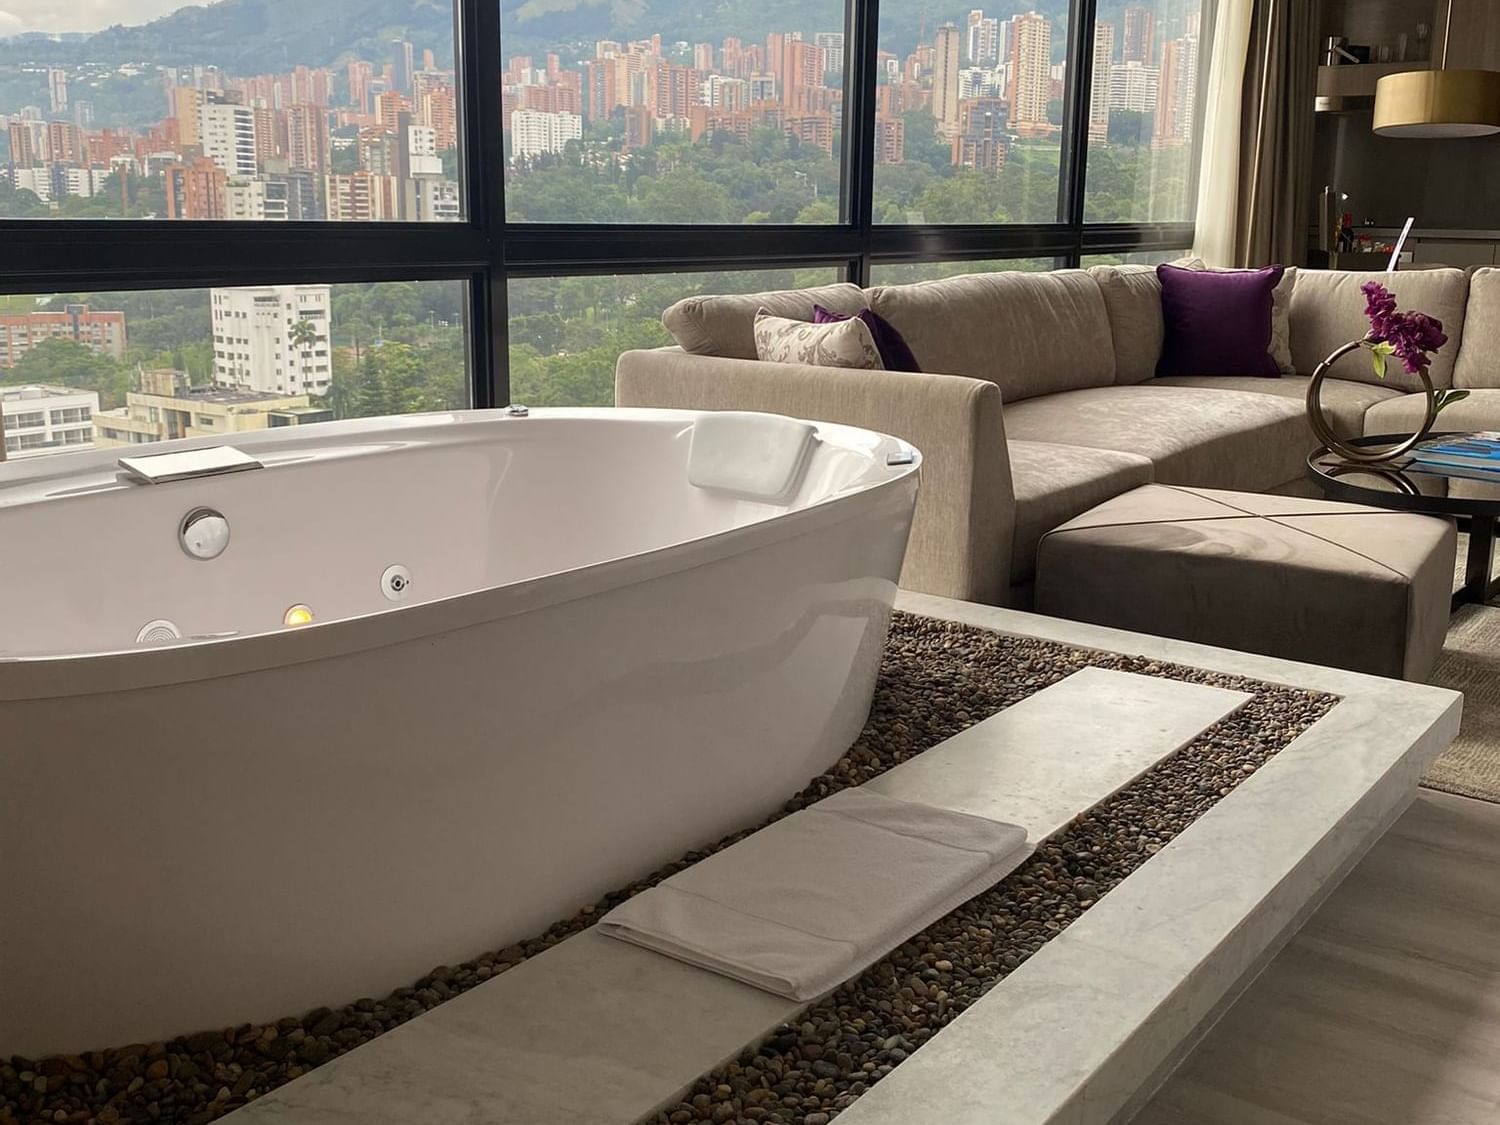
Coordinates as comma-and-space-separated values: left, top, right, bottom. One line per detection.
616, 348, 1015, 605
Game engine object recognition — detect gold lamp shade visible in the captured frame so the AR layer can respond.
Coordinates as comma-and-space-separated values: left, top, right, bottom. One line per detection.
1373, 69, 1500, 138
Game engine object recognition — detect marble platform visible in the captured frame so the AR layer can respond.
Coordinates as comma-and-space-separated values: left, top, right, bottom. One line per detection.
226, 595, 1461, 1125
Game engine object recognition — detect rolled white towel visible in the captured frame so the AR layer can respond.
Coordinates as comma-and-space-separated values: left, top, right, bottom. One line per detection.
597, 788, 1029, 1001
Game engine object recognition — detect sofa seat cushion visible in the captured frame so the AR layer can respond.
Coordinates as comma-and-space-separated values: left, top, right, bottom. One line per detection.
865, 269, 1116, 403
1363, 387, 1500, 436
1152, 374, 1401, 438
1454, 267, 1500, 389
1289, 267, 1467, 391
663, 283, 869, 360
1008, 441, 1155, 584
1002, 386, 1312, 491
1035, 485, 1455, 680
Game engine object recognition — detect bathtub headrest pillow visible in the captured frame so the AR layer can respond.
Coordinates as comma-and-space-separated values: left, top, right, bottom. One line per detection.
687, 412, 819, 504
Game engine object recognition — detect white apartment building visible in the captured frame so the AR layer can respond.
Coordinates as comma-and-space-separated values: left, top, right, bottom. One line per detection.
211, 285, 333, 396
509, 109, 582, 162
225, 177, 290, 221
406, 124, 444, 177
1, 384, 97, 460
199, 101, 258, 178
407, 177, 461, 222
8, 165, 52, 201
1109, 60, 1161, 114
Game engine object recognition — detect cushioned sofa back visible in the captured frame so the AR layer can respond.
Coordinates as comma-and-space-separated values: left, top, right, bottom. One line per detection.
1289, 268, 1468, 392
1454, 267, 1500, 389
662, 282, 869, 360
1087, 264, 1164, 384
864, 269, 1116, 402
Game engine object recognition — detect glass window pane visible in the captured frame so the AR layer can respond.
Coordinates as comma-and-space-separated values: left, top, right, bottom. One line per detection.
0, 4, 462, 221
507, 267, 841, 404
0, 281, 469, 460
869, 257, 1060, 284
872, 5, 1070, 224
500, 4, 846, 222
1083, 2, 1203, 222
1080, 249, 1186, 267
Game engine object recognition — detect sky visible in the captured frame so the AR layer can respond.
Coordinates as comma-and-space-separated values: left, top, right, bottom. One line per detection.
0, 1, 192, 36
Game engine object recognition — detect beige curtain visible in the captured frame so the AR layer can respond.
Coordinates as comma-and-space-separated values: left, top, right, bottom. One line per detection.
1192, 0, 1318, 268
1191, 0, 1255, 266
1234, 0, 1319, 266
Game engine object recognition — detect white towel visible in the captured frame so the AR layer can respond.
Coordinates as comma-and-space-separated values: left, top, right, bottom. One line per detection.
597, 788, 1029, 1001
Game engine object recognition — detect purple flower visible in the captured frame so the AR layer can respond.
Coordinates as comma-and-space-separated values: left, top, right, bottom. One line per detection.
1359, 281, 1448, 376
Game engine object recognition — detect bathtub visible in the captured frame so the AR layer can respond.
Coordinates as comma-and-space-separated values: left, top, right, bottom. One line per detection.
0, 407, 919, 1057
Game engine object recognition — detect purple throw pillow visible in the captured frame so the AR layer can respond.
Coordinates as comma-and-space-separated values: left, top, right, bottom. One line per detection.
1155, 264, 1286, 378
813, 305, 922, 373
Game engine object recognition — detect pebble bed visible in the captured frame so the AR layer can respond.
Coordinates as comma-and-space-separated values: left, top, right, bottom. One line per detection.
2, 613, 1335, 1125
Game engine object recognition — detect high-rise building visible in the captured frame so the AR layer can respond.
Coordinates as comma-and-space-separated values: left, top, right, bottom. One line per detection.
348, 60, 374, 115
1123, 5, 1155, 65
324, 171, 401, 220
47, 69, 68, 115
225, 177, 290, 220
694, 43, 715, 72
965, 11, 999, 65
168, 85, 205, 146
392, 40, 416, 94
0, 304, 126, 367
286, 104, 330, 172
933, 24, 963, 138
164, 157, 227, 219
509, 109, 582, 162
1089, 23, 1116, 142
1155, 33, 1199, 145
814, 32, 846, 80
875, 114, 905, 164
7, 120, 45, 166
952, 95, 1009, 172
199, 100, 258, 178
211, 285, 333, 395
1109, 60, 1161, 114
1008, 11, 1053, 130
783, 41, 825, 110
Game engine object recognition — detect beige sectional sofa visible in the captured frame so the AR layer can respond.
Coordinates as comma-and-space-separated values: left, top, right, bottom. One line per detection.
616, 265, 1500, 608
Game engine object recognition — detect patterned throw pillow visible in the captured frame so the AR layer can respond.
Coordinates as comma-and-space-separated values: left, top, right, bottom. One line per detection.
752, 309, 887, 370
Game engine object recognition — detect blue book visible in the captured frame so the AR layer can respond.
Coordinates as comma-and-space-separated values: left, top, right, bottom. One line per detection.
1411, 433, 1500, 471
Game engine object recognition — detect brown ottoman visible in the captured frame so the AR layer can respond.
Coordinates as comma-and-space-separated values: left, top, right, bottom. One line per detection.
1035, 485, 1456, 681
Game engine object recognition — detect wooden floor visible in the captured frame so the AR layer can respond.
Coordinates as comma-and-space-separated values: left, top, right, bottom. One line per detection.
1135, 789, 1500, 1125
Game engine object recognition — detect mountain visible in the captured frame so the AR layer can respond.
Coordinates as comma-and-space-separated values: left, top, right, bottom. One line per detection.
0, 0, 456, 72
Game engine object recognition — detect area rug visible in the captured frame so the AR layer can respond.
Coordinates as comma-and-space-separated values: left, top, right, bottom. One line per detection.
0, 613, 1333, 1125
1424, 604, 1500, 802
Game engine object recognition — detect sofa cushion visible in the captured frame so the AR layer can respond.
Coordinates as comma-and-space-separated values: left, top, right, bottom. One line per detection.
1363, 388, 1500, 436
865, 269, 1116, 403
663, 283, 868, 360
1008, 441, 1154, 584
1003, 385, 1311, 491
1289, 268, 1467, 391
814, 305, 922, 372
1454, 267, 1500, 389
1088, 264, 1164, 385
753, 310, 885, 370
1151, 374, 1401, 438
1157, 263, 1285, 378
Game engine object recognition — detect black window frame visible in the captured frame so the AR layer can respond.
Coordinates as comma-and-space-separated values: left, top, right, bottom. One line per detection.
0, 0, 1208, 411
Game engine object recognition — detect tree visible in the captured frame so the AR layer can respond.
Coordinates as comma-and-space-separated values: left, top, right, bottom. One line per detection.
289, 316, 323, 369
6, 338, 130, 408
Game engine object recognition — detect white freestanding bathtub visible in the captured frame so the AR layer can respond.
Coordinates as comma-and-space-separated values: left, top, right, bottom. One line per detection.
0, 408, 919, 1057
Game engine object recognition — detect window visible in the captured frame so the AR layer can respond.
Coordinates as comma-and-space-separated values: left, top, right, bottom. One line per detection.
0, 280, 469, 460
508, 268, 841, 406
9, 410, 44, 429
0, 4, 463, 221
869, 257, 1060, 285
1083, 1, 1205, 222
1081, 249, 1188, 267
501, 1, 848, 224
872, 5, 1071, 224
0, 0, 1203, 445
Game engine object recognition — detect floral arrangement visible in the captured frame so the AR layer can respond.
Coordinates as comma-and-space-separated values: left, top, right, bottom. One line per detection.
1359, 281, 1467, 411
